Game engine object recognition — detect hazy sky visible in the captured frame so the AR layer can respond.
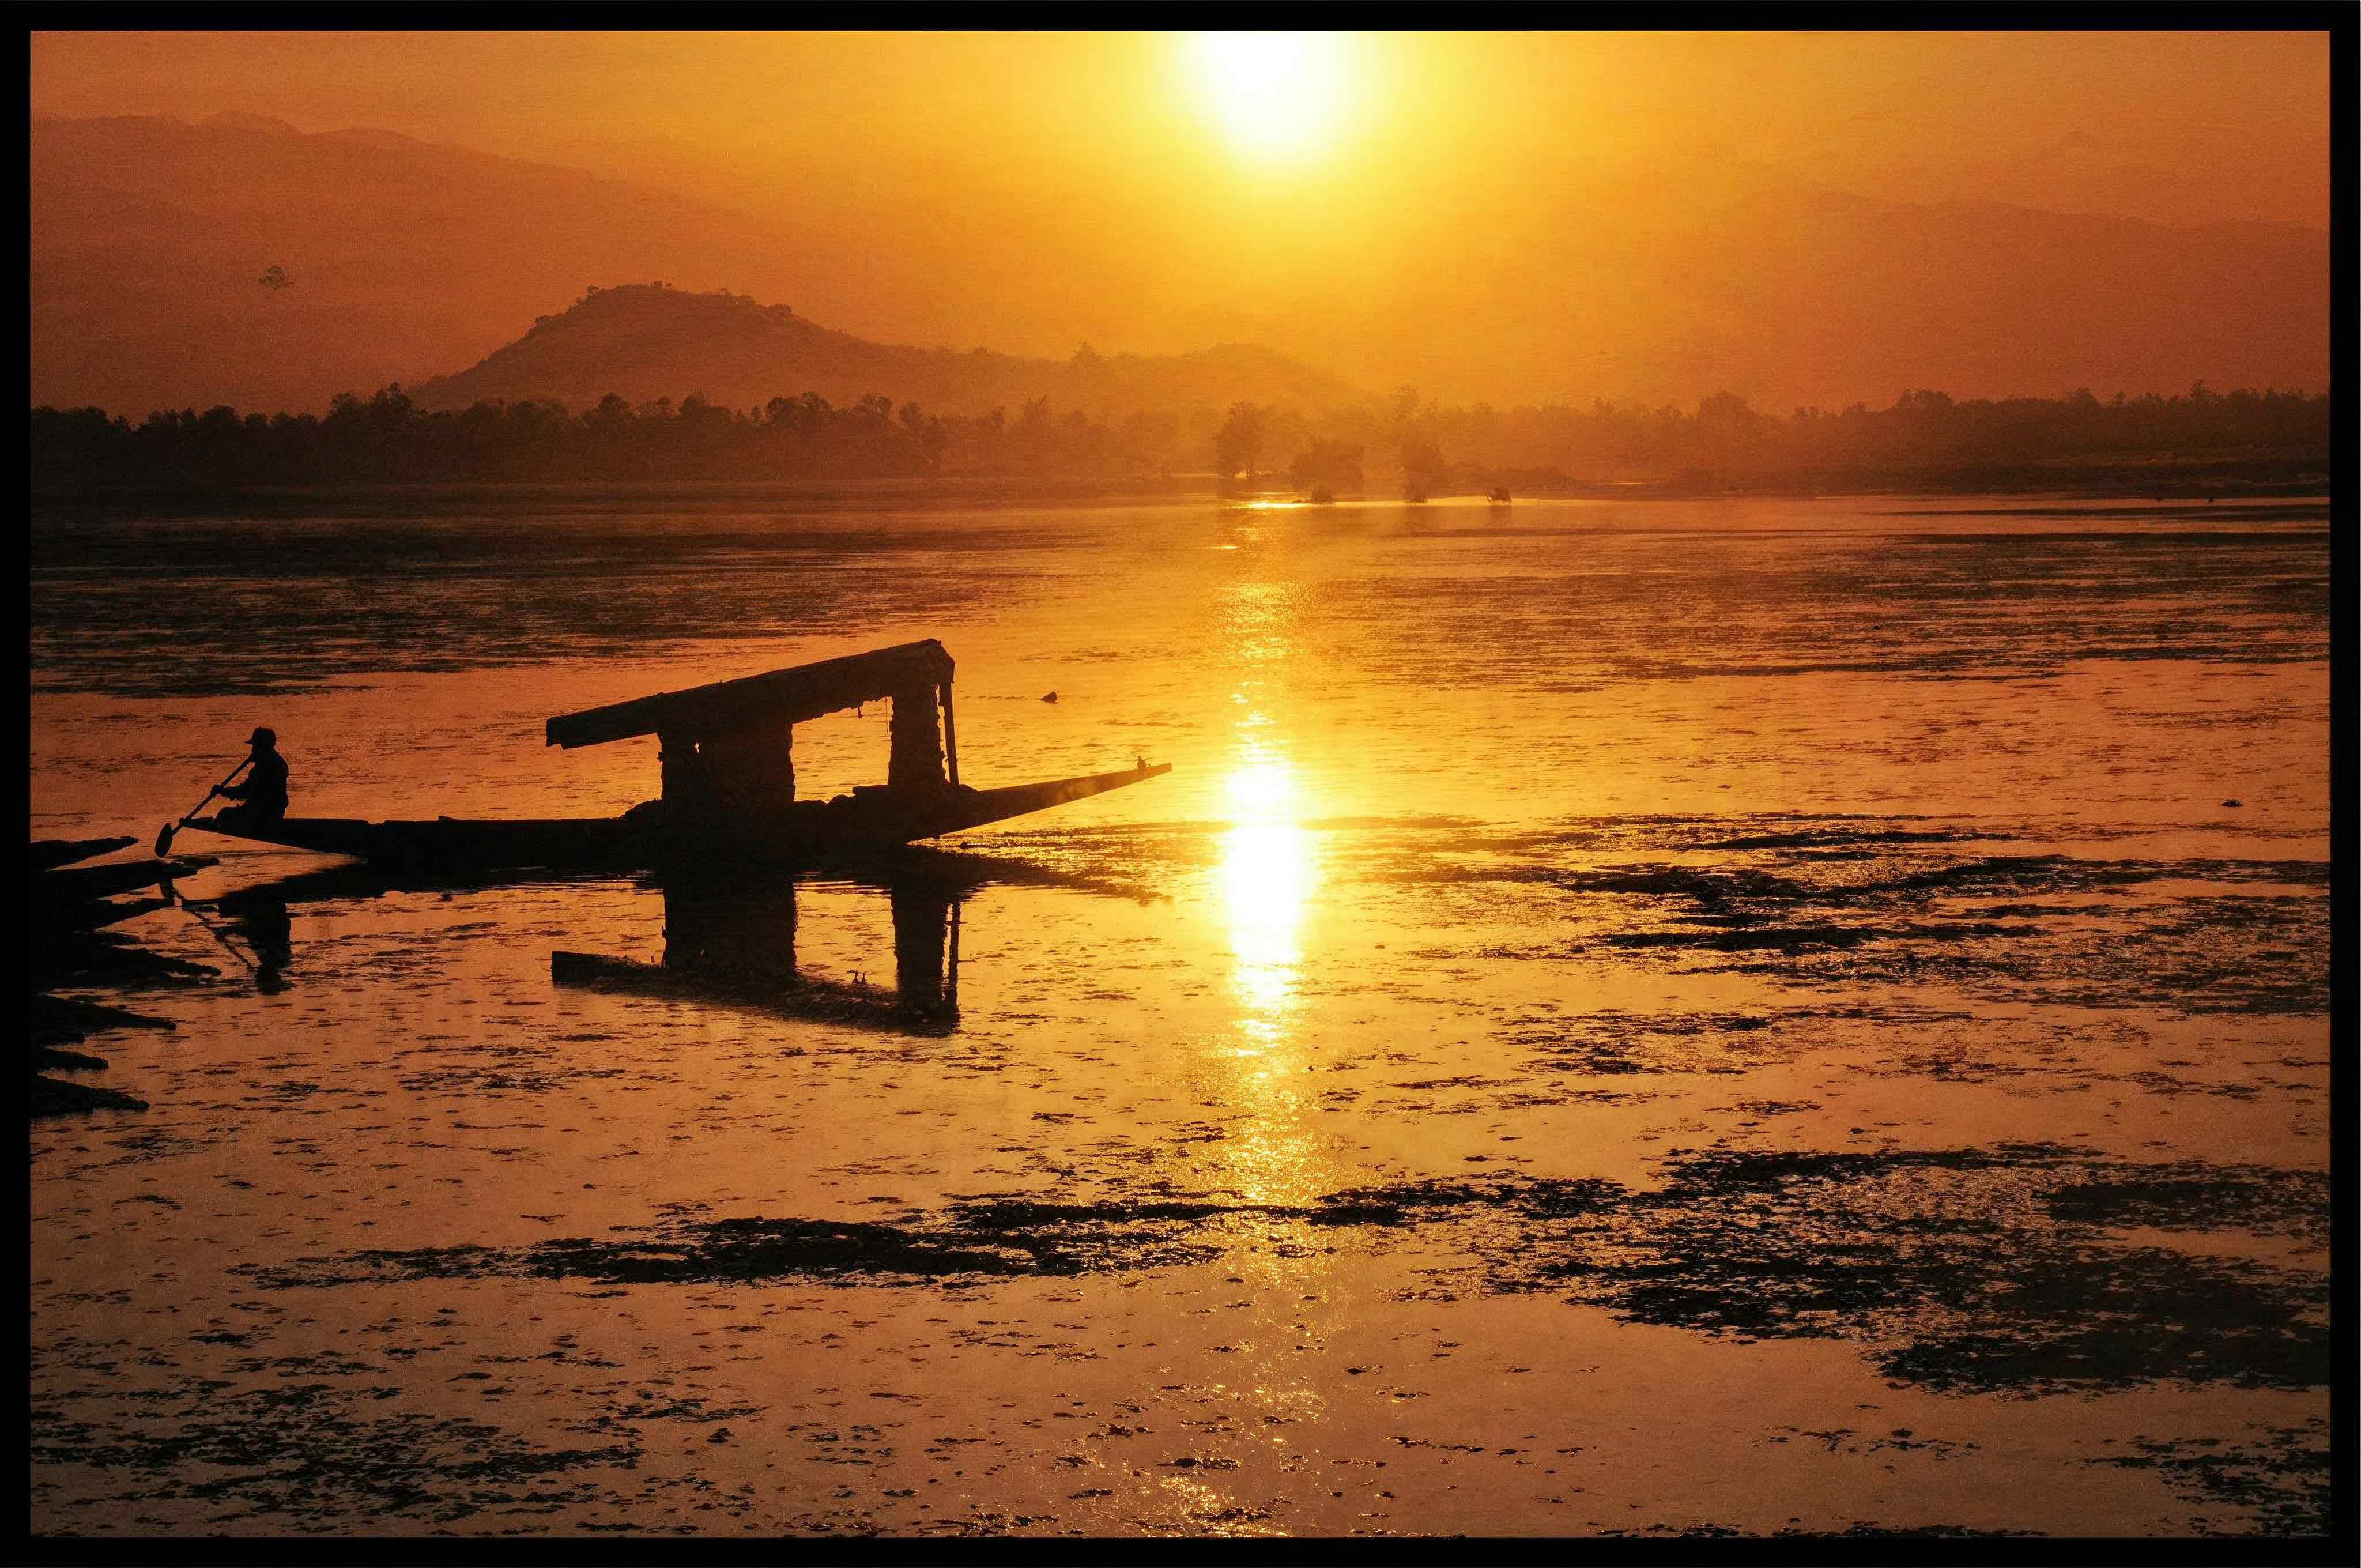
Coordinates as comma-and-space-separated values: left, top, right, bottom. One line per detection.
31, 30, 2330, 214
29, 30, 2335, 407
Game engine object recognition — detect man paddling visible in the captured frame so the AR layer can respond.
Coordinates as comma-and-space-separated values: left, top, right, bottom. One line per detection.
217, 727, 291, 828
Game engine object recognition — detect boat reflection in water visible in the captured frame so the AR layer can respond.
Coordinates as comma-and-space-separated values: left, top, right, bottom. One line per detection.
199, 843, 1153, 1036
550, 846, 1162, 1039
553, 872, 963, 1036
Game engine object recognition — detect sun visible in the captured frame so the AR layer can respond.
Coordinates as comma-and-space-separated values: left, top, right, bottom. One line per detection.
1188, 32, 1353, 163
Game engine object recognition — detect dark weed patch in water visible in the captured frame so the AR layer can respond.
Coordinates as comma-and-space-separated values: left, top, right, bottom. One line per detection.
1776, 1522, 2045, 1537
1681, 894, 2332, 1016
1701, 826, 1971, 852
1555, 865, 1828, 904
1502, 1003, 1964, 1079
248, 1200, 1249, 1290
28, 1379, 641, 1528
1496, 1145, 2330, 1402
2081, 1420, 2332, 1537
247, 1180, 1630, 1293
1283, 818, 2328, 1023
1604, 920, 2045, 953
1487, 830, 2333, 1017
247, 1150, 2326, 1411
2043, 1164, 2328, 1242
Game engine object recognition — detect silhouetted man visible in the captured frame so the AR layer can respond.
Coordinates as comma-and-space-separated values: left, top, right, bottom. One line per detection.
219, 726, 291, 827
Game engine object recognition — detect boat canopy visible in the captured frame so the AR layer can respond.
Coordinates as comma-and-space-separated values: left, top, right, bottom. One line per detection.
546, 640, 955, 751
547, 639, 961, 805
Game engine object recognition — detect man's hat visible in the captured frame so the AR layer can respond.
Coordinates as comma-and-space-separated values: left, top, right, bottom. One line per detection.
249, 726, 277, 748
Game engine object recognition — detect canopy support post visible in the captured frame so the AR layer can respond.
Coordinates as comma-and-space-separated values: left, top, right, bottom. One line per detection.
941, 677, 959, 790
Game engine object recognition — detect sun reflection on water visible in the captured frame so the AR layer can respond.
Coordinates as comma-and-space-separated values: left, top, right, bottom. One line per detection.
1206, 742, 1329, 1207
1220, 819, 1314, 1022
1205, 574, 1334, 1215
1219, 757, 1314, 1021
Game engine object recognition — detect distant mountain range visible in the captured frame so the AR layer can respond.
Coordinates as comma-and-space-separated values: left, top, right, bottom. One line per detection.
31, 113, 904, 417
30, 112, 1351, 419
29, 111, 2332, 420
409, 284, 1355, 416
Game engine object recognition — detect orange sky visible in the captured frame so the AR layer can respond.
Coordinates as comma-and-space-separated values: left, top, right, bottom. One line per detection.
28, 30, 2336, 410
31, 31, 2329, 216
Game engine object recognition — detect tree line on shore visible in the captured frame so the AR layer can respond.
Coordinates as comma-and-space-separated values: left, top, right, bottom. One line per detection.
28, 380, 2329, 494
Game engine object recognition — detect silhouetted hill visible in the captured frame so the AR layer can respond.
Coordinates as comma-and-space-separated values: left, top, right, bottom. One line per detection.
410, 284, 1359, 417
29, 114, 903, 416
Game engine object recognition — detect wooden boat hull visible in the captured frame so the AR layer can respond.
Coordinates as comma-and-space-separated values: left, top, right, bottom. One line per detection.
183, 762, 1169, 873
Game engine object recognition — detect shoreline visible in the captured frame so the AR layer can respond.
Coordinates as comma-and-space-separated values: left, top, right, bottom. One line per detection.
27, 459, 2333, 512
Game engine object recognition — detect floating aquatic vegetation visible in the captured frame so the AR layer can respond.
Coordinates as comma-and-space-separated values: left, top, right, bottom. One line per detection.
1460, 834, 2335, 1018
2081, 1421, 2332, 1537
28, 1378, 642, 1527
1495, 1145, 2329, 1399
244, 1145, 2326, 1408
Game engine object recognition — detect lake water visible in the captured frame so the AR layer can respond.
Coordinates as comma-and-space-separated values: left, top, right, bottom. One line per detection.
29, 492, 2332, 1537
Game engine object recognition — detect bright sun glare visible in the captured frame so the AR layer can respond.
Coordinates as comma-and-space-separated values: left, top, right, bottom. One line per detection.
1189, 32, 1352, 162
1226, 759, 1297, 816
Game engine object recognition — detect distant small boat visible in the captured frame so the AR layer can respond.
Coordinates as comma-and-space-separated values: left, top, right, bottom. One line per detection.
1489, 485, 1512, 503
187, 640, 1168, 876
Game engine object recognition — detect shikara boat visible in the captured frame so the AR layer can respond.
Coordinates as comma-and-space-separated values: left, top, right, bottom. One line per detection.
185, 639, 1168, 875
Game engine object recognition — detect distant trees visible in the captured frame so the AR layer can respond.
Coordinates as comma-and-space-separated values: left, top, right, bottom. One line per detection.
1398, 436, 1447, 502
26, 380, 2332, 496
1121, 408, 1181, 477
28, 385, 1159, 491
1214, 402, 1267, 485
1288, 439, 1364, 497
1364, 382, 2328, 493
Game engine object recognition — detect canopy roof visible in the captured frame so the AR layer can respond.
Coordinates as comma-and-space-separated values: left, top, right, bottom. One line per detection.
546, 639, 953, 750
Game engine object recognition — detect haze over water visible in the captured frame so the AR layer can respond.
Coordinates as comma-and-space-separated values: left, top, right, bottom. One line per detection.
28, 492, 2330, 1535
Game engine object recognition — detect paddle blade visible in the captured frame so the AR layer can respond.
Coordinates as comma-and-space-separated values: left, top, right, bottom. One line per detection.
154, 823, 176, 857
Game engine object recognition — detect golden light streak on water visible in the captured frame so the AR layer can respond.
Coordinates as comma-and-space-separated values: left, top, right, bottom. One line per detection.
1219, 819, 1312, 1025
1220, 754, 1312, 1027
1206, 734, 1330, 1211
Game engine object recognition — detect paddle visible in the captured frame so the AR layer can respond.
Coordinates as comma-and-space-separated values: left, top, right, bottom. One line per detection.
154, 757, 252, 857
159, 875, 263, 979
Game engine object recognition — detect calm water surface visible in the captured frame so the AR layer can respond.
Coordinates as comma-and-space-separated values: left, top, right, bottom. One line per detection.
29, 493, 2331, 1536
